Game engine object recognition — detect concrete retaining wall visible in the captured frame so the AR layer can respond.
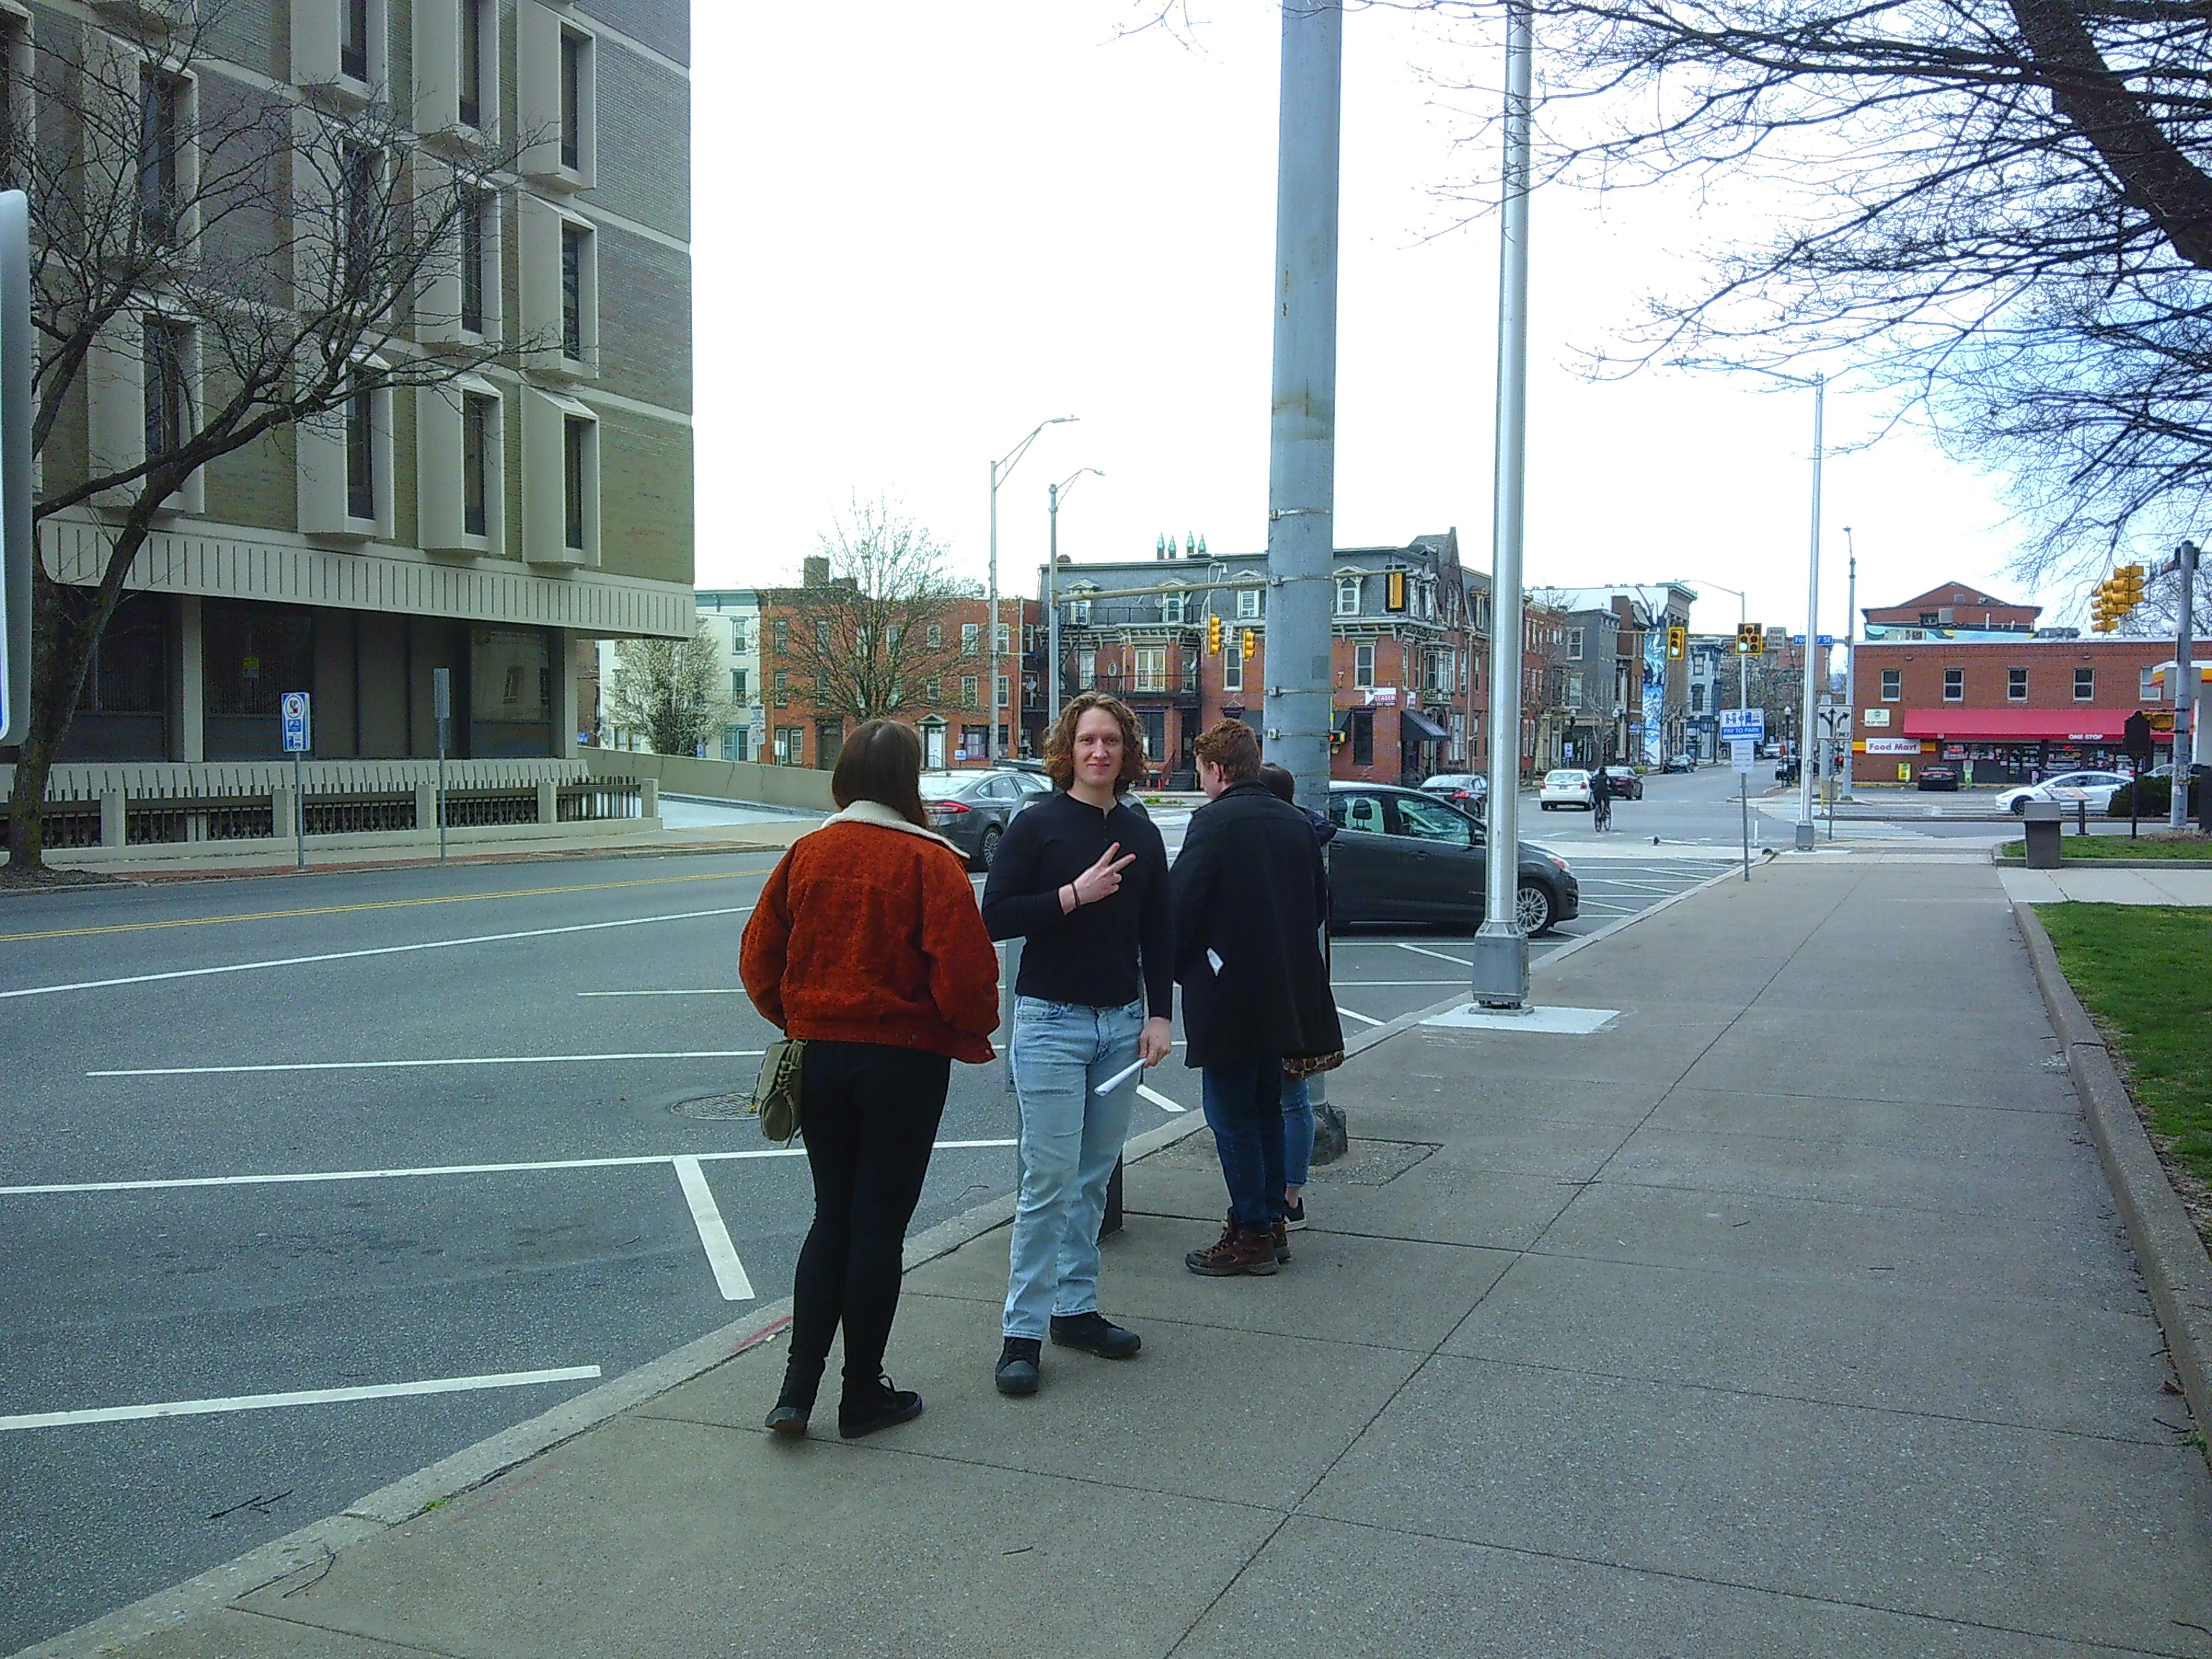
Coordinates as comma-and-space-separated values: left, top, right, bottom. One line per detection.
582, 748, 836, 813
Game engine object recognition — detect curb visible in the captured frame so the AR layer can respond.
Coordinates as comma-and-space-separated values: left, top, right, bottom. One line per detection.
2013, 900, 2212, 1460
18, 851, 1753, 1658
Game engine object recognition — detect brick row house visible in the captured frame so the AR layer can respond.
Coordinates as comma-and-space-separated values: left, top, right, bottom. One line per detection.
1044, 531, 1488, 787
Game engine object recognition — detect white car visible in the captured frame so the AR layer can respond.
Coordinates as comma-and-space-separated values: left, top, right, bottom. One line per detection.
1996, 771, 2131, 815
1538, 768, 1593, 810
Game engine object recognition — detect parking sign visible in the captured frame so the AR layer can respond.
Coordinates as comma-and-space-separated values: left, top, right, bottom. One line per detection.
281, 691, 312, 754
1719, 708, 1765, 743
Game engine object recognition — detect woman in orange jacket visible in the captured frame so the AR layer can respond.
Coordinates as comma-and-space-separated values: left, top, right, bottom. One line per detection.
741, 719, 1001, 1439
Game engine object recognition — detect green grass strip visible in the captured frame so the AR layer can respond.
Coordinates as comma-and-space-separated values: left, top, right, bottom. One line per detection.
2040, 904, 2212, 1186
1999, 834, 2212, 861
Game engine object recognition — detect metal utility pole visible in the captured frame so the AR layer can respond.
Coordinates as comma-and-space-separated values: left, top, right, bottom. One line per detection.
1046, 468, 1104, 730
1841, 528, 1858, 802
989, 417, 1076, 763
2174, 538, 2198, 832
1471, 0, 1534, 1009
1794, 373, 1825, 851
1263, 0, 1346, 1151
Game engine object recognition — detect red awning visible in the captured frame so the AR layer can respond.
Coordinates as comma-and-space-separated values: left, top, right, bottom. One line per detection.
1900, 708, 2132, 742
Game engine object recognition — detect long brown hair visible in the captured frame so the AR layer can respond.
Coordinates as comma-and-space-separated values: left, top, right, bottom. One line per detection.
831, 719, 928, 827
1042, 692, 1147, 794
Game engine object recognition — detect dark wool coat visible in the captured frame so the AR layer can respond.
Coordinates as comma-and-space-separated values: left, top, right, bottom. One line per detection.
1170, 779, 1344, 1069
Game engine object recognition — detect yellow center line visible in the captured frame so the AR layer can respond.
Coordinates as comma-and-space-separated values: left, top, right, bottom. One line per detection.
0, 866, 781, 945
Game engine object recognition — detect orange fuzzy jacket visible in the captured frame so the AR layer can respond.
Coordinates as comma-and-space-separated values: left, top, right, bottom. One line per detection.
740, 803, 1002, 1064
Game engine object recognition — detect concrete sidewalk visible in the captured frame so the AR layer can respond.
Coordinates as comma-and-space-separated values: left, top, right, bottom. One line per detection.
2001, 864, 2212, 905
27, 856, 2212, 1658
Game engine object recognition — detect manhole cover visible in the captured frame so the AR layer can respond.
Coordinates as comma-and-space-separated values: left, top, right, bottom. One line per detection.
1147, 1134, 1437, 1187
671, 1092, 755, 1121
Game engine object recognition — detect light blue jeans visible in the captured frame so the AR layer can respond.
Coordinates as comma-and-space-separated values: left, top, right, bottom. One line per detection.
1004, 996, 1145, 1340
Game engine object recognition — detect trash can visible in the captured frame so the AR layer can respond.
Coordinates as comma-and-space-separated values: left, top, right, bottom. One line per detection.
2022, 799, 2063, 869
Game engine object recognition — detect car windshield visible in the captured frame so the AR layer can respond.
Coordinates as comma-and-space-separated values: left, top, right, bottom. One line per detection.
1545, 771, 1586, 785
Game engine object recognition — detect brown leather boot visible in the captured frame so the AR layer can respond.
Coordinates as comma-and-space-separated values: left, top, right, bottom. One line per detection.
1185, 1221, 1279, 1277
1271, 1218, 1290, 1265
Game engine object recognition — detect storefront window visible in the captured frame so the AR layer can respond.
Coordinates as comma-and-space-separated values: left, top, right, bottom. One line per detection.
62, 592, 169, 758
203, 600, 313, 758
470, 628, 553, 756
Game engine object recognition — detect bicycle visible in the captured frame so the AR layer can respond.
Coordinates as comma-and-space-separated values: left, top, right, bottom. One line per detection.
1591, 790, 1612, 833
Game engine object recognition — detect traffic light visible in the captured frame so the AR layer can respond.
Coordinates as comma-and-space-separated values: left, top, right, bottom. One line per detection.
1736, 621, 1764, 655
2091, 579, 2118, 633
1240, 628, 1256, 660
1206, 613, 1223, 655
2114, 563, 2147, 609
1666, 626, 1687, 661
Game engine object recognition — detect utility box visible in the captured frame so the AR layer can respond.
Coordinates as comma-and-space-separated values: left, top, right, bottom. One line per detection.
2023, 800, 2063, 869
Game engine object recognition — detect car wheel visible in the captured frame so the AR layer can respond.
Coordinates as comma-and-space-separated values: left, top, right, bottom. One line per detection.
1540, 802, 1553, 811
974, 823, 1002, 872
1515, 880, 1557, 935
2010, 797, 2029, 815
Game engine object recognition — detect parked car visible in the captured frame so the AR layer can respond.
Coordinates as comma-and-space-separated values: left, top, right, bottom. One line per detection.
919, 769, 1039, 869
1916, 764, 1959, 792
1420, 773, 1490, 814
1600, 764, 1644, 801
1326, 783, 1579, 933
1776, 758, 1801, 785
1661, 754, 1696, 774
1538, 769, 1594, 810
1996, 770, 2131, 815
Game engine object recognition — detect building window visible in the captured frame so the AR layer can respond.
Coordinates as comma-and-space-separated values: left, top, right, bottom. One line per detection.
458, 0, 485, 127
995, 623, 1012, 653
924, 678, 941, 702
2074, 667, 2094, 702
1237, 588, 1261, 619
1567, 627, 1584, 661
1919, 611, 1940, 626
562, 416, 591, 550
731, 670, 747, 701
962, 623, 979, 654
961, 674, 978, 708
926, 623, 942, 649
1223, 649, 1242, 693
775, 726, 803, 766
461, 392, 493, 537
1076, 649, 1095, 689
1943, 668, 1963, 701
1349, 708, 1374, 766
560, 223, 588, 361
1161, 591, 1185, 625
722, 725, 747, 762
996, 674, 1010, 708
1567, 672, 1584, 705
1690, 684, 1704, 714
2006, 666, 2028, 701
340, 143, 381, 287
1134, 647, 1167, 691
460, 193, 489, 334
1354, 643, 1374, 689
1069, 597, 1091, 626
1881, 668, 1900, 701
773, 669, 787, 693
560, 27, 588, 169
2142, 665, 2158, 702
139, 71, 187, 247
342, 0, 371, 79
344, 386, 377, 521
142, 319, 192, 462
1336, 576, 1360, 617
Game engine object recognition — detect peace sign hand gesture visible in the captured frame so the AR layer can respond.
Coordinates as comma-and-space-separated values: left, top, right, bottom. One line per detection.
1065, 842, 1136, 910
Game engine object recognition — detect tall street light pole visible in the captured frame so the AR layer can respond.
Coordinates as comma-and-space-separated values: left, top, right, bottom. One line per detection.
1842, 526, 1858, 802
989, 416, 1076, 764
1046, 467, 1104, 729
1795, 375, 1825, 848
1677, 577, 1749, 715
1471, 0, 1535, 1010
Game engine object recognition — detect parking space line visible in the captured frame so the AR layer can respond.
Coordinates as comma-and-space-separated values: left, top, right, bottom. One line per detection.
0, 1366, 603, 1432
5, 906, 758, 1003
1395, 943, 1473, 966
1336, 1005, 1385, 1027
0, 1141, 1018, 1198
89, 1050, 770, 1078
673, 1157, 756, 1301
1136, 1085, 1186, 1113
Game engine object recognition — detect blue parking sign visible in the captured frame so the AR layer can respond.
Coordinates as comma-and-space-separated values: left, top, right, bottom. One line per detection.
281, 691, 312, 754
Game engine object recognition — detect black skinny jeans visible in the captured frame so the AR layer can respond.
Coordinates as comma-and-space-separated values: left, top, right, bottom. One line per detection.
785, 1040, 950, 1404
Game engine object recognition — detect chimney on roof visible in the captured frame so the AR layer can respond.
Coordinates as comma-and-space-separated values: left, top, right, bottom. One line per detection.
802, 555, 830, 588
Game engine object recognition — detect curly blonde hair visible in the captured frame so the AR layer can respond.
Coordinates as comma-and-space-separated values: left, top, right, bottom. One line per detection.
1042, 692, 1147, 794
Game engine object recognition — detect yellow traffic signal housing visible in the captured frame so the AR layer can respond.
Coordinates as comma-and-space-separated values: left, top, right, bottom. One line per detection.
1240, 628, 1256, 660
1206, 614, 1223, 655
2114, 565, 2147, 608
1385, 571, 1408, 612
1666, 626, 1687, 661
1736, 622, 1765, 655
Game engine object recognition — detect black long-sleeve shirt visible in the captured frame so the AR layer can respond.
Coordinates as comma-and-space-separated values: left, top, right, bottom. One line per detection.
980, 789, 1172, 1019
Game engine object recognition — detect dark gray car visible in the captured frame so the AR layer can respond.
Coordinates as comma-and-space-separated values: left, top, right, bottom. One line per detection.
1326, 783, 1580, 933
920, 769, 1038, 870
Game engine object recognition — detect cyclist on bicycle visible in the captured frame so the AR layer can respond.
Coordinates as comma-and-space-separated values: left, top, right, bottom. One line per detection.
1591, 764, 1612, 832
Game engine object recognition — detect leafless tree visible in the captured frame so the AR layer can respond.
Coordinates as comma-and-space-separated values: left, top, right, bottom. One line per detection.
602, 622, 731, 758
779, 499, 975, 725
5, 2, 527, 874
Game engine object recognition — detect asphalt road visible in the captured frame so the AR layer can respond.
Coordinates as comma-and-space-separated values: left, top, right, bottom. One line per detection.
0, 808, 1736, 1652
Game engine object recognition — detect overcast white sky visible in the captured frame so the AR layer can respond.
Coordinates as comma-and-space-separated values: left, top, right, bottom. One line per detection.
691, 0, 2070, 639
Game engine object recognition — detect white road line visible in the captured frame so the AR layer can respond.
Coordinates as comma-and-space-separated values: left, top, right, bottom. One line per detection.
1328, 979, 1461, 987
89, 1051, 769, 1078
1395, 943, 1473, 966
1335, 1006, 1386, 1028
576, 989, 745, 998
1136, 1084, 1186, 1113
673, 1157, 755, 1301
0, 1140, 1019, 1198
0, 1366, 603, 1433
1, 906, 757, 1002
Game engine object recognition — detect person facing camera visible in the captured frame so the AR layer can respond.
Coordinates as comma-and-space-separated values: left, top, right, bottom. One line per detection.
981, 692, 1174, 1397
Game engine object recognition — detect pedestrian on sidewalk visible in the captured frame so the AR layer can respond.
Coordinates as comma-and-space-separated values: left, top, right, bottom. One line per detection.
1173, 722, 1341, 1276
740, 720, 1002, 1440
981, 692, 1174, 1397
1258, 761, 1334, 1232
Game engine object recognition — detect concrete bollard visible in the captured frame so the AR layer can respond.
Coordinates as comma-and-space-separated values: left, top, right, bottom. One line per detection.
537, 779, 558, 825
2023, 800, 2063, 869
99, 790, 125, 848
271, 786, 296, 842
639, 777, 658, 820
414, 781, 439, 836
